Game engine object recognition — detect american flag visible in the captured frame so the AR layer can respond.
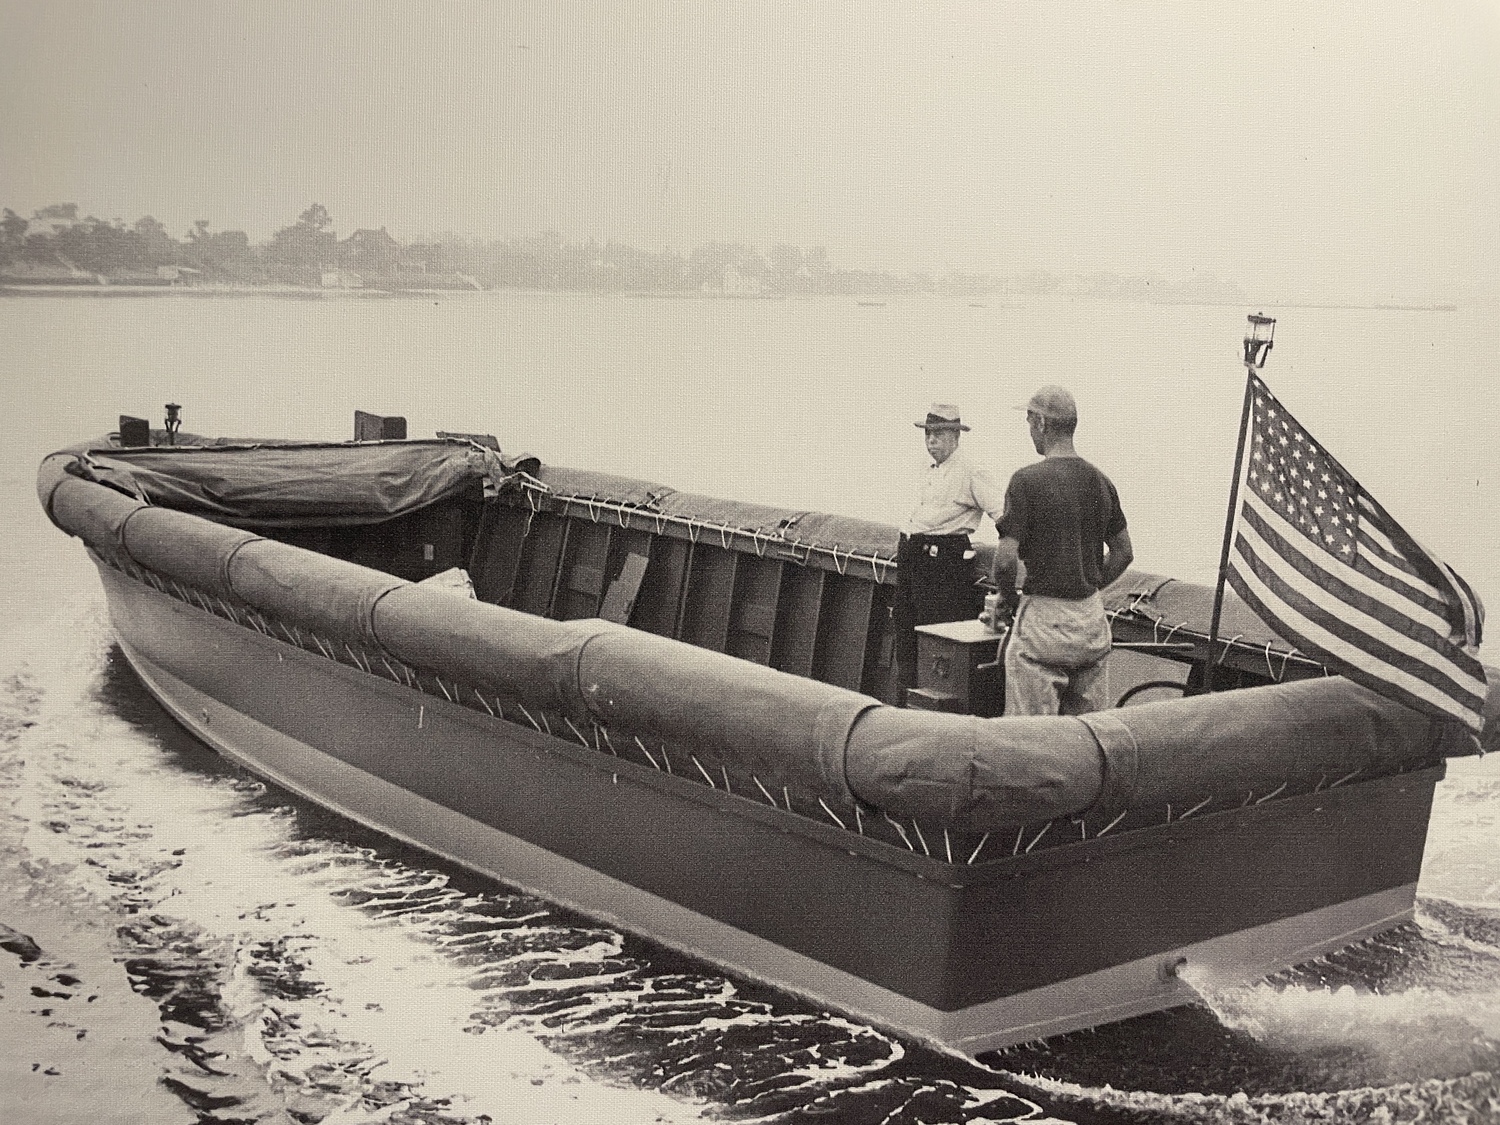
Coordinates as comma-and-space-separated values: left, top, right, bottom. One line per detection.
1226, 373, 1488, 734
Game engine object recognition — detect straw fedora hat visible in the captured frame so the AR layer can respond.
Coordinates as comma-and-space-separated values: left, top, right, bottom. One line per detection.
914, 403, 971, 431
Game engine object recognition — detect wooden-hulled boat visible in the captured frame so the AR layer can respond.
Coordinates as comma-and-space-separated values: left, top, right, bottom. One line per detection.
37, 420, 1499, 1055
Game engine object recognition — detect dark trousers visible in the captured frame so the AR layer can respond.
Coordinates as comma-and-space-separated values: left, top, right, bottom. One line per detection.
893, 533, 981, 702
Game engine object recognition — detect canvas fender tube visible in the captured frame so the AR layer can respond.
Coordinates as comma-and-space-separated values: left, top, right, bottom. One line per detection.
118, 507, 265, 600
1078, 676, 1437, 814
577, 628, 877, 815
844, 708, 1104, 831
1070, 710, 1138, 826
37, 453, 90, 531
42, 473, 145, 557
224, 539, 405, 650
370, 585, 609, 718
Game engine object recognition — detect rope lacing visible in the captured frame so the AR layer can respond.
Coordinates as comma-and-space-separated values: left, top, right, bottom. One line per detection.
966, 832, 990, 864
1095, 810, 1128, 837
1023, 822, 1052, 853
1176, 794, 1214, 820
690, 754, 717, 788
882, 813, 915, 851
818, 798, 847, 830
752, 775, 778, 806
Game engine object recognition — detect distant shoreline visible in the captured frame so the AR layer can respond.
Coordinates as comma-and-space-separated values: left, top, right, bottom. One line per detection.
0, 281, 1463, 312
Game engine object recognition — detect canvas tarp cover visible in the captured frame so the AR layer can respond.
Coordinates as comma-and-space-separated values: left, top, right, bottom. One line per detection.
63, 440, 510, 528
532, 468, 902, 561
1104, 570, 1294, 654
533, 466, 675, 509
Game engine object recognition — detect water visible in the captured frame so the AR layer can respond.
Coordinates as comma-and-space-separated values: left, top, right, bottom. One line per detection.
3, 288, 1500, 1123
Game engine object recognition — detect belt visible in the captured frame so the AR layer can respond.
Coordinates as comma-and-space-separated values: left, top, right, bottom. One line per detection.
900, 532, 969, 543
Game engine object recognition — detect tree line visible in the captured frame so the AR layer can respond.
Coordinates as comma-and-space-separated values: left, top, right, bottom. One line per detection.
0, 201, 1247, 303
0, 202, 993, 295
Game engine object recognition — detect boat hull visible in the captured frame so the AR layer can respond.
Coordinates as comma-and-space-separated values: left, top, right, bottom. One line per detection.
95, 558, 1440, 1053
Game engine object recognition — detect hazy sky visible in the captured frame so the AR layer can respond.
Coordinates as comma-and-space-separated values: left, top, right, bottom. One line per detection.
4, 1, 1498, 302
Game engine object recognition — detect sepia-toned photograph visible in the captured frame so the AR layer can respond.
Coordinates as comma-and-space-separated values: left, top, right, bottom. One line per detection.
3, 4, 1498, 1122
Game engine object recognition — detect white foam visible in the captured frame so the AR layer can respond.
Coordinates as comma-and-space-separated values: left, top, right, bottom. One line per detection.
1421, 754, 1500, 904
0, 601, 703, 1123
1186, 971, 1500, 1083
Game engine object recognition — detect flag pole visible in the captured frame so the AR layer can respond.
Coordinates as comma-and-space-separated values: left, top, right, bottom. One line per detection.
1203, 314, 1275, 694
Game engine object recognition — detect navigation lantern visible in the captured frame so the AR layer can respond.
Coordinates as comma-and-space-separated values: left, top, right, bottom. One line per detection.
1243, 313, 1276, 369
164, 402, 182, 445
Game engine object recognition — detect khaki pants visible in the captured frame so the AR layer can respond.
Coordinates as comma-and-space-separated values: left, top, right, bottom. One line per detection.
1002, 592, 1112, 716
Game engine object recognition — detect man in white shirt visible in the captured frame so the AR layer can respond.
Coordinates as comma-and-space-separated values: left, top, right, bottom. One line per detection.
893, 403, 1006, 703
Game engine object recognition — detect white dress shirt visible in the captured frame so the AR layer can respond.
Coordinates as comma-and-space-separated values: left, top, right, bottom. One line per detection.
903, 450, 1006, 536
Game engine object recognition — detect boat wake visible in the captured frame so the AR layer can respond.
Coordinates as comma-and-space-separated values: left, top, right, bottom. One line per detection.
3, 595, 1499, 1124
1216, 903, 1500, 1069
0, 597, 1043, 1123
982, 897, 1500, 1121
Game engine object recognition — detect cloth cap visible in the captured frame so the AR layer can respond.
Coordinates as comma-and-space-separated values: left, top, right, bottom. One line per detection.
915, 403, 971, 431
1018, 385, 1078, 422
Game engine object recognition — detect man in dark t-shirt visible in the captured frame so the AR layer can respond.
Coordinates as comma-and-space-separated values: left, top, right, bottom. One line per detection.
990, 386, 1133, 715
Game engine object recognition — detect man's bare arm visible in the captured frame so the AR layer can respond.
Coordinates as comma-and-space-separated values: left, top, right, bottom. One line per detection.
1100, 528, 1134, 589
990, 536, 1021, 606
